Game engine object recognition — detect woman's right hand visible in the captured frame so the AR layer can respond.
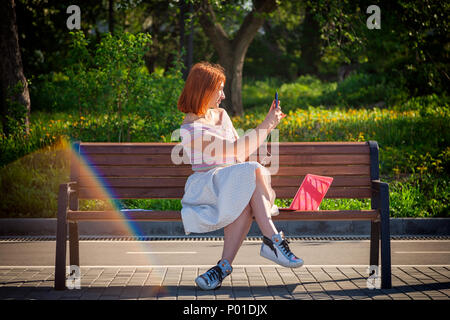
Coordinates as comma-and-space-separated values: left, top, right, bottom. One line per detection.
263, 99, 287, 130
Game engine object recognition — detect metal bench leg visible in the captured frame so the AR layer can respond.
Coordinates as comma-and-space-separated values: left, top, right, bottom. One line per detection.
68, 185, 80, 269
369, 220, 380, 267
379, 182, 392, 289
69, 222, 80, 268
54, 184, 69, 290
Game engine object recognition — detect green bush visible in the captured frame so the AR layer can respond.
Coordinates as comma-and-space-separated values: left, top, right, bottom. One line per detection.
394, 93, 450, 117
2, 30, 185, 167
29, 30, 185, 143
317, 73, 408, 108
390, 173, 450, 218
242, 72, 409, 112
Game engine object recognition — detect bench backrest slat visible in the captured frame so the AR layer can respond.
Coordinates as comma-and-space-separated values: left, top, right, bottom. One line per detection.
73, 142, 375, 200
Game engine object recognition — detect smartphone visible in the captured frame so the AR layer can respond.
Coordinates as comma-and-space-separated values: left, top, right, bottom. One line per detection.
275, 91, 278, 109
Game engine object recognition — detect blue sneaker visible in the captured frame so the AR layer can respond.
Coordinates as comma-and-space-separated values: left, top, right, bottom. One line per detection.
195, 259, 232, 290
260, 231, 304, 268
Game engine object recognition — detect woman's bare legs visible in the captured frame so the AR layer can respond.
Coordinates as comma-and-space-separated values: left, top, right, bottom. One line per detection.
250, 167, 278, 238
221, 167, 278, 264
221, 203, 253, 264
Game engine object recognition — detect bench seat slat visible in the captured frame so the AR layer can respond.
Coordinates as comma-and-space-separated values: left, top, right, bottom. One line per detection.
273, 210, 379, 221
272, 176, 371, 187
77, 165, 370, 178
77, 186, 373, 199
79, 142, 369, 155
274, 144, 369, 155
77, 176, 372, 188
79, 166, 193, 177
67, 209, 379, 222
275, 166, 370, 176
81, 154, 371, 166
277, 187, 373, 199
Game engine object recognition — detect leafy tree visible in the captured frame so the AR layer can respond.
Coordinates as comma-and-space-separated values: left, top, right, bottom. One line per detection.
15, 0, 106, 76
31, 30, 185, 142
310, 0, 449, 95
192, 0, 278, 116
0, 0, 31, 137
395, 0, 449, 95
244, 1, 323, 81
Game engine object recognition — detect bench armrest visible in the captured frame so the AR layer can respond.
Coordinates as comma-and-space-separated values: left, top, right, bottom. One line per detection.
57, 181, 79, 214
371, 181, 392, 289
67, 181, 78, 193
371, 180, 389, 221
371, 179, 389, 203
371, 180, 388, 193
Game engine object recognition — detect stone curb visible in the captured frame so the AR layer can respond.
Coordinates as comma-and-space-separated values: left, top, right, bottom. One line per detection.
0, 218, 449, 237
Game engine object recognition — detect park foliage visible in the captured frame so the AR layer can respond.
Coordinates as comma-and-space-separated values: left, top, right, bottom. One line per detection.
0, 30, 448, 218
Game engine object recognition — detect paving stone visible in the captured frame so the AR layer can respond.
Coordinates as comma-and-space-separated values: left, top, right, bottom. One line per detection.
0, 265, 449, 300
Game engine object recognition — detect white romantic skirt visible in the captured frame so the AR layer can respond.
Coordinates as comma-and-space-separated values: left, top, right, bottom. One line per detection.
180, 161, 276, 235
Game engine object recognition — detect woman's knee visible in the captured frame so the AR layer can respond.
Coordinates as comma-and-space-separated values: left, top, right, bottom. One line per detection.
254, 167, 272, 195
254, 167, 266, 186
242, 202, 253, 218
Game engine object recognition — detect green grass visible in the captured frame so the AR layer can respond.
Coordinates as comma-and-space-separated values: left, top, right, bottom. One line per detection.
0, 139, 69, 218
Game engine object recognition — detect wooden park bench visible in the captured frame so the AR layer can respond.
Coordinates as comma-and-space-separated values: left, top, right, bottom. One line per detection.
54, 140, 391, 290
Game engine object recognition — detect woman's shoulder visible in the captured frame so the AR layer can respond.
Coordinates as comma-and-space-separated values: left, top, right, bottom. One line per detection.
209, 107, 226, 124
216, 107, 227, 117
180, 120, 217, 134
180, 120, 212, 128
217, 108, 235, 126
181, 108, 226, 127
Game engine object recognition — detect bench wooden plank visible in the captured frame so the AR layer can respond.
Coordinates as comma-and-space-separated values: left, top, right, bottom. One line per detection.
274, 166, 370, 176
272, 176, 371, 187
78, 186, 372, 199
79, 142, 369, 155
273, 210, 379, 221
78, 166, 193, 177
81, 154, 371, 166
76, 165, 370, 178
277, 187, 372, 199
77, 176, 372, 188
67, 209, 379, 222
274, 144, 369, 155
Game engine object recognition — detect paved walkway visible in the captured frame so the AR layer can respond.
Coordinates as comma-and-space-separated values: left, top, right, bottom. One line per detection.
1, 265, 449, 300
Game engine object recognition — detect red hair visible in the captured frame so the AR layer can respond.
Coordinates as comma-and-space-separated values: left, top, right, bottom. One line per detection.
177, 61, 226, 116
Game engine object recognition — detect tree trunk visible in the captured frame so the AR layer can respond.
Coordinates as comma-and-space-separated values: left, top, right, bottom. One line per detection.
179, 0, 186, 79
195, 0, 277, 117
338, 62, 359, 82
300, 3, 322, 76
180, 0, 195, 80
0, 0, 30, 136
186, 3, 194, 75
218, 48, 245, 118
